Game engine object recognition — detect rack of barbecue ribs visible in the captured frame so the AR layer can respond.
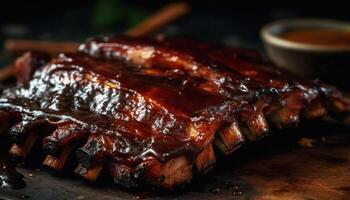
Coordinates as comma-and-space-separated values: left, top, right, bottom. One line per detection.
0, 35, 349, 189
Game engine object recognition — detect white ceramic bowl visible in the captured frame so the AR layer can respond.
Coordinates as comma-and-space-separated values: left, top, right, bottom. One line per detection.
261, 18, 350, 87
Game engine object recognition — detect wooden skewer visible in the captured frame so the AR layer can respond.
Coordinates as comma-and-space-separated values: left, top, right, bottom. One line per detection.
0, 2, 190, 82
125, 2, 190, 37
3, 2, 190, 55
4, 40, 79, 56
0, 65, 14, 81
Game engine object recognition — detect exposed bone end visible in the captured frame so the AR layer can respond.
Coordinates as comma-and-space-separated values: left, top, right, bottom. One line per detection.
328, 98, 350, 119
109, 163, 139, 188
332, 99, 348, 112
143, 156, 192, 189
303, 99, 328, 119
43, 146, 73, 170
213, 122, 244, 154
74, 136, 109, 182
74, 134, 112, 170
75, 164, 103, 182
241, 112, 269, 141
43, 123, 86, 156
43, 141, 59, 156
9, 132, 38, 159
195, 143, 216, 174
8, 123, 26, 143
75, 148, 93, 169
43, 155, 61, 170
268, 107, 299, 129
8, 118, 48, 144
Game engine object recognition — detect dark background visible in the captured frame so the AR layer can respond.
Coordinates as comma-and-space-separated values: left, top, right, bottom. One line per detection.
1, 0, 350, 64
1, 2, 350, 199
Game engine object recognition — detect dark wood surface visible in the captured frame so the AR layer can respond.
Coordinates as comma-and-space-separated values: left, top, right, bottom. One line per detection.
1, 118, 349, 200
1, 5, 350, 199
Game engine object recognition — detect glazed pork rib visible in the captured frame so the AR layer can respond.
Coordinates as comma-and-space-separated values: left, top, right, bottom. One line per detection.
0, 36, 349, 189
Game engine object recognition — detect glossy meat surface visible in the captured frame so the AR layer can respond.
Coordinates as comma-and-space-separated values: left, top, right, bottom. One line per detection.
81, 36, 349, 122
0, 52, 236, 165
0, 36, 349, 188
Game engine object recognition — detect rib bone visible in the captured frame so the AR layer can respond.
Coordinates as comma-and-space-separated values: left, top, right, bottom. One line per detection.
43, 123, 86, 156
194, 143, 216, 174
9, 132, 38, 159
0, 35, 349, 189
303, 98, 328, 119
213, 122, 244, 154
142, 156, 192, 189
75, 164, 103, 182
43, 145, 73, 170
268, 107, 300, 129
240, 112, 269, 141
109, 163, 138, 188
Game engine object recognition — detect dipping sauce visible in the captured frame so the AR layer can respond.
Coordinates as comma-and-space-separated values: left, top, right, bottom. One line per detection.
281, 29, 350, 46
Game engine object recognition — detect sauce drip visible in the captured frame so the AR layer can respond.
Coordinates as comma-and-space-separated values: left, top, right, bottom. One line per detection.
281, 29, 350, 46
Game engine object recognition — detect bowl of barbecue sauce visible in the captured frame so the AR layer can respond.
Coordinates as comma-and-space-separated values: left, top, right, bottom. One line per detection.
261, 19, 350, 87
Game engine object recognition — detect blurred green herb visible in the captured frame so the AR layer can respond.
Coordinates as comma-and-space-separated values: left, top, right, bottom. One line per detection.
93, 0, 148, 30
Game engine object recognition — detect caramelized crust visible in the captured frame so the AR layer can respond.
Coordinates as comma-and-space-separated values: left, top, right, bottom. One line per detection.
0, 36, 349, 189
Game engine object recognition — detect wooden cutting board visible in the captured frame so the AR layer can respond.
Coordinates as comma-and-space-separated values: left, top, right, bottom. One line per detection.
1, 119, 350, 200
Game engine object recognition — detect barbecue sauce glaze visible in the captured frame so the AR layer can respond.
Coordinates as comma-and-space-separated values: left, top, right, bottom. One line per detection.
0, 36, 345, 170
281, 29, 350, 46
0, 53, 239, 166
